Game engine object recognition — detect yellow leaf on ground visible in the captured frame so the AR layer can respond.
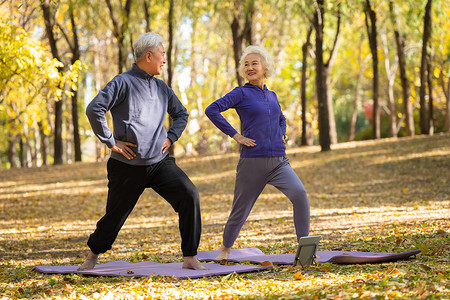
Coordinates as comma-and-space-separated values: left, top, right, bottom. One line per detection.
262, 261, 273, 267
293, 272, 304, 280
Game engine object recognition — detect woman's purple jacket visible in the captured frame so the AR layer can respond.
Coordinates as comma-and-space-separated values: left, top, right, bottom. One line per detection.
205, 83, 287, 158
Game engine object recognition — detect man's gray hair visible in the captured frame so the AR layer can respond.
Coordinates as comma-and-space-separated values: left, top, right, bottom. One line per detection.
134, 33, 164, 62
238, 45, 275, 78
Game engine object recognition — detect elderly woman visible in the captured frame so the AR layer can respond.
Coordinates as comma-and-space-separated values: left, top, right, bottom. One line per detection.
205, 45, 310, 260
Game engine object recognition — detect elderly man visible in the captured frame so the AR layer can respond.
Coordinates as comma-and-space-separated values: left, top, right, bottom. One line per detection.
79, 32, 206, 270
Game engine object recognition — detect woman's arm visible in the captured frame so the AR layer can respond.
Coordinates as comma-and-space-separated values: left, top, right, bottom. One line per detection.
205, 87, 256, 147
205, 87, 242, 137
277, 97, 287, 143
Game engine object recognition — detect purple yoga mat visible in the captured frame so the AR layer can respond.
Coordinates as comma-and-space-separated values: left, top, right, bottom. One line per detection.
196, 248, 421, 265
35, 260, 272, 279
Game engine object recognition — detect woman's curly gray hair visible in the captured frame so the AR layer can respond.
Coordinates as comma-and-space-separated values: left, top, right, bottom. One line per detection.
134, 33, 164, 62
238, 45, 275, 79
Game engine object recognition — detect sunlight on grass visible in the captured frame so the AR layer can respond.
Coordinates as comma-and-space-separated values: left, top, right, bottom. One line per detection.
367, 148, 450, 165
0, 135, 449, 299
190, 170, 236, 182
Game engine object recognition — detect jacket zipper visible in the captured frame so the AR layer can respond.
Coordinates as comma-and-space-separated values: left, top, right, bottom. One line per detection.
263, 89, 273, 156
148, 77, 153, 97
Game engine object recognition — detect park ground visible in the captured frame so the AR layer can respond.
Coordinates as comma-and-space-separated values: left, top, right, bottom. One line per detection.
0, 134, 449, 299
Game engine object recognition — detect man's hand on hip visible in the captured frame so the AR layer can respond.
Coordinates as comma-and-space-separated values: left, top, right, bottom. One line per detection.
161, 138, 172, 154
110, 140, 137, 160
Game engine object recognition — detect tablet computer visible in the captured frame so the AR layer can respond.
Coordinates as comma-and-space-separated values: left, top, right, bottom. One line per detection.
293, 235, 321, 267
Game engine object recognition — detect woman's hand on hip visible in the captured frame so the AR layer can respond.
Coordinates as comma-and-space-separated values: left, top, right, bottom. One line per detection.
233, 133, 256, 147
110, 140, 137, 160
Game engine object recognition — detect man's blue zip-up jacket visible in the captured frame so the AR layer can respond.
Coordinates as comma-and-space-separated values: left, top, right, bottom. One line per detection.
86, 64, 189, 166
205, 83, 287, 158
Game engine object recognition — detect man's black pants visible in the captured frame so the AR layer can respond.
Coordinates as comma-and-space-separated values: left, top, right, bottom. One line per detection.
87, 156, 201, 257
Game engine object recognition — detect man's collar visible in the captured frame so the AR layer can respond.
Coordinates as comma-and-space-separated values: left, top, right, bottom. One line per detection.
131, 63, 154, 80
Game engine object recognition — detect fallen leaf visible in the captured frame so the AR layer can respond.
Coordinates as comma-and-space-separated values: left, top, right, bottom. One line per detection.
293, 272, 304, 280
261, 261, 273, 267
419, 264, 431, 271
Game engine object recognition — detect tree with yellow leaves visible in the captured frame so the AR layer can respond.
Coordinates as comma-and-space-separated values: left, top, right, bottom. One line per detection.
0, 20, 83, 168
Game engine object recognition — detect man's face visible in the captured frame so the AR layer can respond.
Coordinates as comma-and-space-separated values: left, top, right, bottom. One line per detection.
147, 44, 166, 75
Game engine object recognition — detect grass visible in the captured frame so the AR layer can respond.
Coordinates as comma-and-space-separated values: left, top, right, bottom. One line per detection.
0, 133, 449, 299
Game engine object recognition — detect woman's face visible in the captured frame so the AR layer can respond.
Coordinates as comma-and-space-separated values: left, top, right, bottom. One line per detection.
243, 53, 266, 82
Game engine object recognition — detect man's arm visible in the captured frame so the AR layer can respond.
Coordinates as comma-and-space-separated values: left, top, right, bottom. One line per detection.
85, 79, 122, 148
166, 89, 189, 144
86, 78, 137, 160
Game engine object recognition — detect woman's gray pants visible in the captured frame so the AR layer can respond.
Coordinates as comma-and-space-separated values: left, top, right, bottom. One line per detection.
222, 156, 310, 248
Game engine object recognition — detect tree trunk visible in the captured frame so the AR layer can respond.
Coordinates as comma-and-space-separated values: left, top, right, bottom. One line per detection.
65, 104, 73, 164
314, 2, 331, 151
231, 17, 245, 87
325, 2, 341, 144
54, 100, 63, 164
427, 57, 434, 135
349, 33, 368, 142
395, 30, 414, 136
364, 0, 380, 139
231, 0, 254, 138
105, 0, 132, 74
118, 41, 125, 74
41, 0, 64, 165
349, 73, 361, 142
301, 27, 312, 146
441, 70, 450, 132
420, 0, 432, 134
381, 32, 397, 137
144, 0, 152, 32
71, 88, 81, 161
68, 6, 82, 162
38, 122, 48, 166
243, 3, 254, 46
231, 0, 254, 87
19, 138, 24, 168
34, 126, 42, 167
23, 124, 32, 168
325, 3, 341, 144
325, 68, 337, 143
167, 0, 174, 88
389, 1, 414, 136
388, 78, 396, 137
8, 132, 17, 168
446, 80, 450, 132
